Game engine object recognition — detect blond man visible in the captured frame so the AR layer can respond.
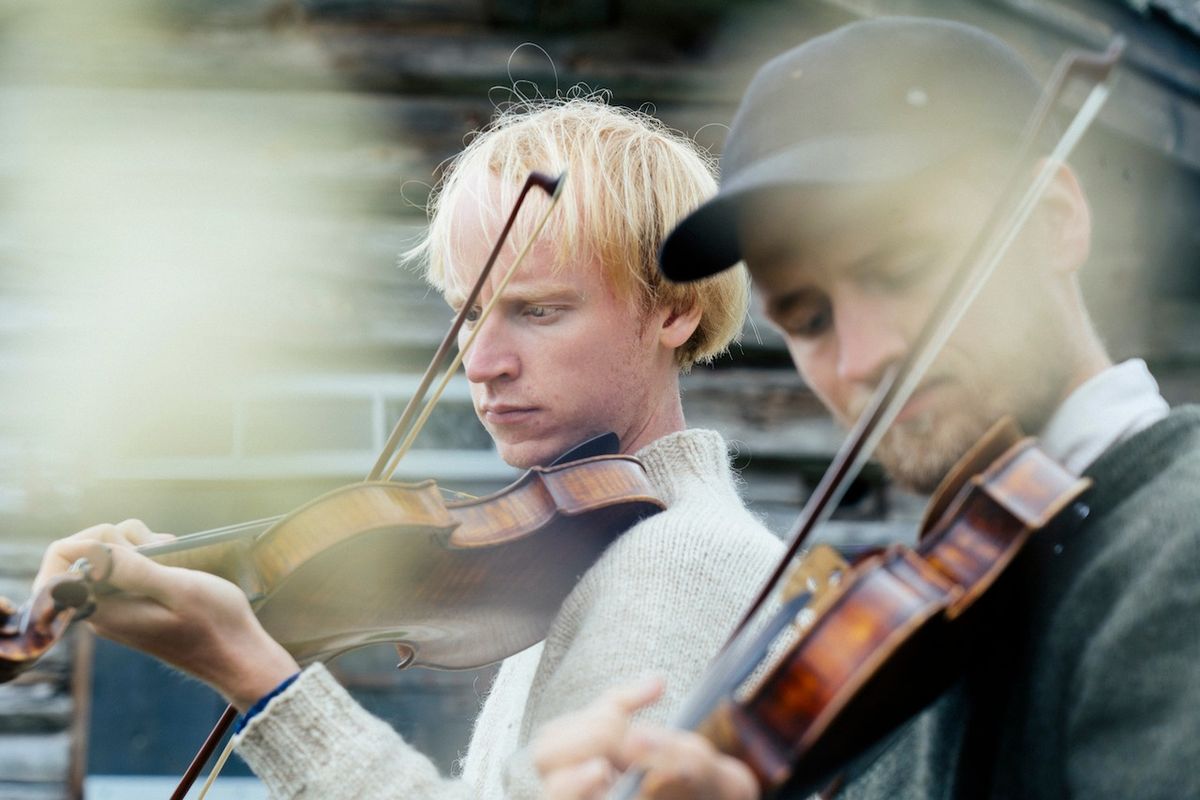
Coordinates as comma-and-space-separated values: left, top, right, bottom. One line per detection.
35, 98, 783, 798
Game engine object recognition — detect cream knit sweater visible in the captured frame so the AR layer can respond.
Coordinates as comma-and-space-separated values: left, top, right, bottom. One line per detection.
234, 428, 783, 799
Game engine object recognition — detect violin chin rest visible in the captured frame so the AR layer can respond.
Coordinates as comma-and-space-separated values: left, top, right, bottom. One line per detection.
551, 432, 621, 465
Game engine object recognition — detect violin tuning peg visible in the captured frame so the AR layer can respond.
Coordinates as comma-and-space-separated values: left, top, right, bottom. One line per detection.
49, 576, 94, 613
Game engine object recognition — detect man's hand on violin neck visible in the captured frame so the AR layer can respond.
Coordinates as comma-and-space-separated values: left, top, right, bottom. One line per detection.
620, 727, 758, 800
533, 677, 758, 800
37, 520, 300, 711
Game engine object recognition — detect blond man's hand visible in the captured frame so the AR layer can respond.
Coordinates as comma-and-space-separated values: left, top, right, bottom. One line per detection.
533, 677, 759, 800
35, 520, 299, 709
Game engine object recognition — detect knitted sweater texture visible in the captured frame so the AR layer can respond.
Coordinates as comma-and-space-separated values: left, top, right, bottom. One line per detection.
829, 406, 1200, 800
234, 428, 783, 799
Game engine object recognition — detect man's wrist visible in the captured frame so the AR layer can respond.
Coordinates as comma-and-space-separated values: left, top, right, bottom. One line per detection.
233, 670, 302, 734
215, 640, 302, 712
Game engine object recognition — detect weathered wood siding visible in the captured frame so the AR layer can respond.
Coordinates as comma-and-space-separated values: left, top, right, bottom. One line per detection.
0, 547, 87, 800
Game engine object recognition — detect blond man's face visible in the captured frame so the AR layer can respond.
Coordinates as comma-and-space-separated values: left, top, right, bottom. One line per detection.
442, 184, 675, 469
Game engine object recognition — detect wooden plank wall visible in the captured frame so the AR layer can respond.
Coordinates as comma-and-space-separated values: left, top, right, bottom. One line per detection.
0, 0, 1196, 794
0, 547, 88, 800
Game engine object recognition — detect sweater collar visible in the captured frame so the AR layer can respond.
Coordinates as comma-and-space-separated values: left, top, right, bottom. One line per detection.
1038, 359, 1169, 476
633, 428, 739, 506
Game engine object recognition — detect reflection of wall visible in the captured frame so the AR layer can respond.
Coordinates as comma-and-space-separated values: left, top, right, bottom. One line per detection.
1, 0, 1198, 793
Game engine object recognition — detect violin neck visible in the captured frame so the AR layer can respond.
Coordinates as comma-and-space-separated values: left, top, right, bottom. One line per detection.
137, 516, 280, 558
136, 519, 277, 602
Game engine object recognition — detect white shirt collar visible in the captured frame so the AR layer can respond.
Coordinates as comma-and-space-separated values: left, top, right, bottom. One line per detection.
1038, 359, 1169, 475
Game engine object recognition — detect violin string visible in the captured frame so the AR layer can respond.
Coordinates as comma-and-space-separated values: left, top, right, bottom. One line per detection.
366, 172, 564, 483
382, 184, 567, 481
135, 515, 284, 556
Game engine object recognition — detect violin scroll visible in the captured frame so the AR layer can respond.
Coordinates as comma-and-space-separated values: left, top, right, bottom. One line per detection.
0, 539, 122, 683
0, 576, 92, 683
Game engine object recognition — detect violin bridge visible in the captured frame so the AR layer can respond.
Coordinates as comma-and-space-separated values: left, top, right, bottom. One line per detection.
782, 545, 850, 608
730, 546, 855, 706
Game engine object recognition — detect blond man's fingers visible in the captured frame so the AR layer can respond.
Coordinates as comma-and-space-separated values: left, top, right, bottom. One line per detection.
34, 520, 173, 592
541, 756, 614, 800
533, 676, 664, 775
624, 726, 758, 800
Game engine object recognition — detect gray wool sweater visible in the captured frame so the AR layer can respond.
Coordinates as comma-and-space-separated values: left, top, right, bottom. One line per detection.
233, 428, 783, 799
830, 406, 1200, 800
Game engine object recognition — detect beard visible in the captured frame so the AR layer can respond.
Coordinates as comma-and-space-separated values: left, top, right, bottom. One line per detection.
867, 356, 1070, 495
874, 404, 999, 494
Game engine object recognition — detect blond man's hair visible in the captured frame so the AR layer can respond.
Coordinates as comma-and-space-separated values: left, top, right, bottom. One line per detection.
405, 96, 749, 370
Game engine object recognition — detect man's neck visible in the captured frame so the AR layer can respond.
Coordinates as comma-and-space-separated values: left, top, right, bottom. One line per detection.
619, 380, 688, 455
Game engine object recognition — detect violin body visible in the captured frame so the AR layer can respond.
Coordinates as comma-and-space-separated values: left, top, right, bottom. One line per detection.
0, 453, 664, 680
696, 421, 1090, 794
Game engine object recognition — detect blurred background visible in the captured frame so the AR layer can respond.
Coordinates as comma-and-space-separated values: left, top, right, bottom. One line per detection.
0, 0, 1196, 797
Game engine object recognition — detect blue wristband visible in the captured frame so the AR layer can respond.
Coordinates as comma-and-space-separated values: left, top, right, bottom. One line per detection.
233, 671, 301, 734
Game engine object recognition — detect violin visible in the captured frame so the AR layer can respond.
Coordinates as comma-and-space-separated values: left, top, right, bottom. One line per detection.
612, 35, 1124, 800
0, 433, 664, 682
0, 428, 665, 799
689, 420, 1088, 794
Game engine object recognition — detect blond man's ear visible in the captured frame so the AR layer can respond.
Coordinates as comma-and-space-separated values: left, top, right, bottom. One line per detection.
658, 303, 703, 352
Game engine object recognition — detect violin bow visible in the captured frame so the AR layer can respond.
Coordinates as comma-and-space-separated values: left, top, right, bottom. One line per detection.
368, 170, 565, 482
170, 169, 566, 800
610, 33, 1126, 800
378, 172, 568, 480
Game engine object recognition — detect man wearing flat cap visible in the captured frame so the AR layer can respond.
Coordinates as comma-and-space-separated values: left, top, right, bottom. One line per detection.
534, 16, 1200, 800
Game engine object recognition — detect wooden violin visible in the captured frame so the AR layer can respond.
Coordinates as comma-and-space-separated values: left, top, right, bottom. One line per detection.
0, 433, 664, 682
690, 420, 1088, 795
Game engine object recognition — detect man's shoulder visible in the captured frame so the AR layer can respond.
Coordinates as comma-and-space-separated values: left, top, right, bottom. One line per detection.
630, 427, 782, 555
614, 489, 783, 569
1086, 405, 1200, 526
1026, 409, 1200, 800
589, 483, 782, 595
1049, 405, 1200, 634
